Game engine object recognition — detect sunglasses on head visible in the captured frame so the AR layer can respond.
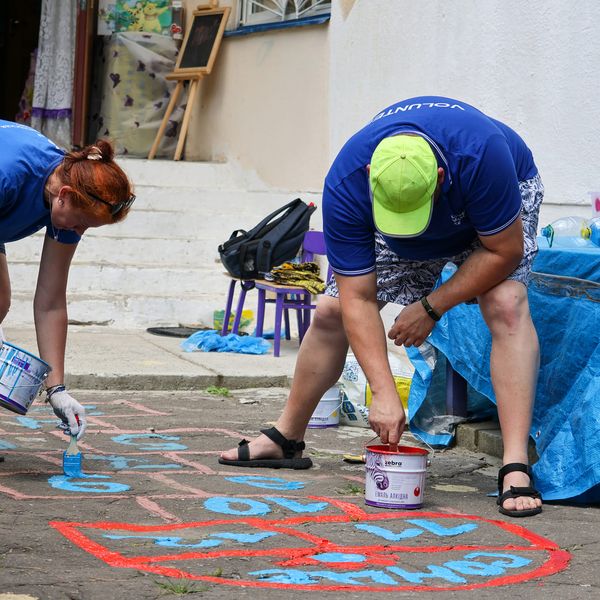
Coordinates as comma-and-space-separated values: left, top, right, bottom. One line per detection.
87, 190, 136, 216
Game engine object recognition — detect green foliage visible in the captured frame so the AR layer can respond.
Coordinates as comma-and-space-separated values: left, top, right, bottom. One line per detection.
206, 386, 231, 397
335, 483, 364, 496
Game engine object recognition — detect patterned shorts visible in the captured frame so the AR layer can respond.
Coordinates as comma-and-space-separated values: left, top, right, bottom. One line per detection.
325, 174, 544, 306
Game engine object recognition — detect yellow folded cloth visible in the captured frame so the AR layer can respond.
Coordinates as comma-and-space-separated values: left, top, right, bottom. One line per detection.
267, 262, 326, 294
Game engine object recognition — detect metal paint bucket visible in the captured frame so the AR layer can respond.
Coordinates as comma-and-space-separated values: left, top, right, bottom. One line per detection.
0, 342, 51, 415
365, 444, 429, 509
308, 385, 341, 428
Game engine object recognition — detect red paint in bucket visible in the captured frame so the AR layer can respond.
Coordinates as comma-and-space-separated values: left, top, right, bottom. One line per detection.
365, 444, 429, 509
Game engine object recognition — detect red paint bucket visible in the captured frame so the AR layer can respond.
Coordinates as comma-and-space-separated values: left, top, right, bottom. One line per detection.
365, 444, 429, 509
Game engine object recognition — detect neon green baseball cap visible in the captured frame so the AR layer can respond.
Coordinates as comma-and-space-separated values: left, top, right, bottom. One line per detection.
370, 135, 438, 237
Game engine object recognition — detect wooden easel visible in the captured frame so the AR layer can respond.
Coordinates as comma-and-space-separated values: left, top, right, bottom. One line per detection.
148, 1, 229, 160
148, 72, 203, 161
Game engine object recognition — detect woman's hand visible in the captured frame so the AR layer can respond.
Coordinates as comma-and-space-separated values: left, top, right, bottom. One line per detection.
48, 389, 87, 440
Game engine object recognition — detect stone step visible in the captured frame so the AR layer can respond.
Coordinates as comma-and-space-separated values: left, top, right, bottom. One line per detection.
118, 158, 251, 191
8, 261, 230, 295
7, 230, 221, 266
6, 190, 323, 263
8, 288, 272, 329
6, 159, 324, 327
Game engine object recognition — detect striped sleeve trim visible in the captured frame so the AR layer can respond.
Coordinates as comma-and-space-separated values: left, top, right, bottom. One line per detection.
476, 207, 521, 237
331, 265, 376, 276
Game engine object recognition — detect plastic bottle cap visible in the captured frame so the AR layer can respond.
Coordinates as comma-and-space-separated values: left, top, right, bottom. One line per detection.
541, 225, 554, 247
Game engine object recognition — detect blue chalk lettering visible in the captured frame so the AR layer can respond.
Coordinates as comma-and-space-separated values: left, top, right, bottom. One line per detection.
310, 553, 366, 563
210, 532, 276, 543
264, 497, 329, 513
387, 565, 466, 584
203, 497, 270, 516
0, 439, 17, 450
249, 568, 399, 586
406, 519, 478, 537
463, 552, 531, 570
311, 570, 398, 585
444, 560, 504, 576
104, 534, 222, 549
225, 475, 304, 490
104, 531, 276, 548
85, 454, 181, 470
48, 474, 130, 493
354, 524, 424, 540
111, 433, 187, 451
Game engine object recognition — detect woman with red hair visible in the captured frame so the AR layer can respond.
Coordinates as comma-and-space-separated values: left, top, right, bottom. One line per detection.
0, 121, 135, 441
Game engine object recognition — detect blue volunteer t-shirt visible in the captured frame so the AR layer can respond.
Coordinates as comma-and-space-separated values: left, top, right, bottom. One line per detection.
0, 121, 80, 245
323, 96, 538, 275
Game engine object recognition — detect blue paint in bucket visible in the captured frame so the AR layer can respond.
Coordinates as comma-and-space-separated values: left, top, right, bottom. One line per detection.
0, 342, 51, 415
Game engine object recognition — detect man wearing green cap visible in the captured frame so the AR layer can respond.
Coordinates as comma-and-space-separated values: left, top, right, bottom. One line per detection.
220, 96, 543, 518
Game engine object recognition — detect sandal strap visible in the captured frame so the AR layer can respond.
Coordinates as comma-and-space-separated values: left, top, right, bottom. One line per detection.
260, 426, 305, 459
498, 485, 542, 506
498, 462, 533, 493
237, 439, 250, 461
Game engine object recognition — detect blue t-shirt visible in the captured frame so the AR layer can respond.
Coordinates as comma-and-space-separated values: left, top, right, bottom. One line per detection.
323, 96, 538, 275
0, 121, 80, 245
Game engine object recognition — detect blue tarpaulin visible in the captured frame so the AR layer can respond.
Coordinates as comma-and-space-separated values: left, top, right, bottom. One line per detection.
407, 243, 600, 503
181, 330, 271, 355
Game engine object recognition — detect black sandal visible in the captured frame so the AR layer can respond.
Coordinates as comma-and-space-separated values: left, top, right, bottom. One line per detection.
218, 426, 313, 470
497, 463, 542, 517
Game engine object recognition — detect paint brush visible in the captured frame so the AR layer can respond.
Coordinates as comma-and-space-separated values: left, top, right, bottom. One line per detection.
62, 417, 83, 477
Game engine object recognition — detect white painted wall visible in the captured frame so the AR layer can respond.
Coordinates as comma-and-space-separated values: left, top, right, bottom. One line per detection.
329, 0, 600, 223
181, 1, 330, 191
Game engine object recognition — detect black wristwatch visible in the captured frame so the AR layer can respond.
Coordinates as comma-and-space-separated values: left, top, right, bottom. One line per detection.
421, 296, 441, 322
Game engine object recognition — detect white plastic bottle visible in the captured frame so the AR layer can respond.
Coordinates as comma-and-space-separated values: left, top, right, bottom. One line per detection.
540, 217, 589, 248
581, 217, 600, 246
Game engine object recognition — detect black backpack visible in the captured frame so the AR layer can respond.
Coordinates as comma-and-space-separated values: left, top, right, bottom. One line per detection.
218, 198, 317, 279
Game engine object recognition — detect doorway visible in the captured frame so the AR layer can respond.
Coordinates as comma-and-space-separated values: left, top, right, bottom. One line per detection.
0, 0, 42, 121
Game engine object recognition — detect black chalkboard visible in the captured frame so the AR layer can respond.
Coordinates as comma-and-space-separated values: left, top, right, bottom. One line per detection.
174, 8, 230, 75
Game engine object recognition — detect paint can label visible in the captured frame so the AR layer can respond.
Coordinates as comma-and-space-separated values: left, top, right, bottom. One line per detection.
365, 448, 428, 509
0, 342, 50, 414
308, 387, 341, 429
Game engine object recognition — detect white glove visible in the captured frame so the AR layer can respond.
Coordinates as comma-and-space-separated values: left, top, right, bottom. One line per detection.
47, 387, 87, 440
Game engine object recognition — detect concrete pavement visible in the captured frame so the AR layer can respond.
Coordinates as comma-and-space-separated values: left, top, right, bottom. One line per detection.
3, 324, 506, 460
0, 386, 597, 599
0, 326, 598, 598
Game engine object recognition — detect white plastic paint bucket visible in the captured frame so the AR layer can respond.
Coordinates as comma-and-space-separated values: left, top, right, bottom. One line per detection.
0, 342, 51, 415
308, 385, 341, 428
365, 444, 429, 509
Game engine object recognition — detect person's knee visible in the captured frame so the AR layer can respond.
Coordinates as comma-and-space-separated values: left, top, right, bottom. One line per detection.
312, 297, 343, 332
480, 283, 529, 333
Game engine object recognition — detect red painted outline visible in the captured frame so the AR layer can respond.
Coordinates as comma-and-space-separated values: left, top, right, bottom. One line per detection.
50, 500, 570, 592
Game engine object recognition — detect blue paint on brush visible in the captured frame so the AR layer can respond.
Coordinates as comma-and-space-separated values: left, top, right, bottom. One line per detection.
63, 435, 83, 477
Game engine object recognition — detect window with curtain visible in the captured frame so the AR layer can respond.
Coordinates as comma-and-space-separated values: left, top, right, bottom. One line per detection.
240, 0, 331, 27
